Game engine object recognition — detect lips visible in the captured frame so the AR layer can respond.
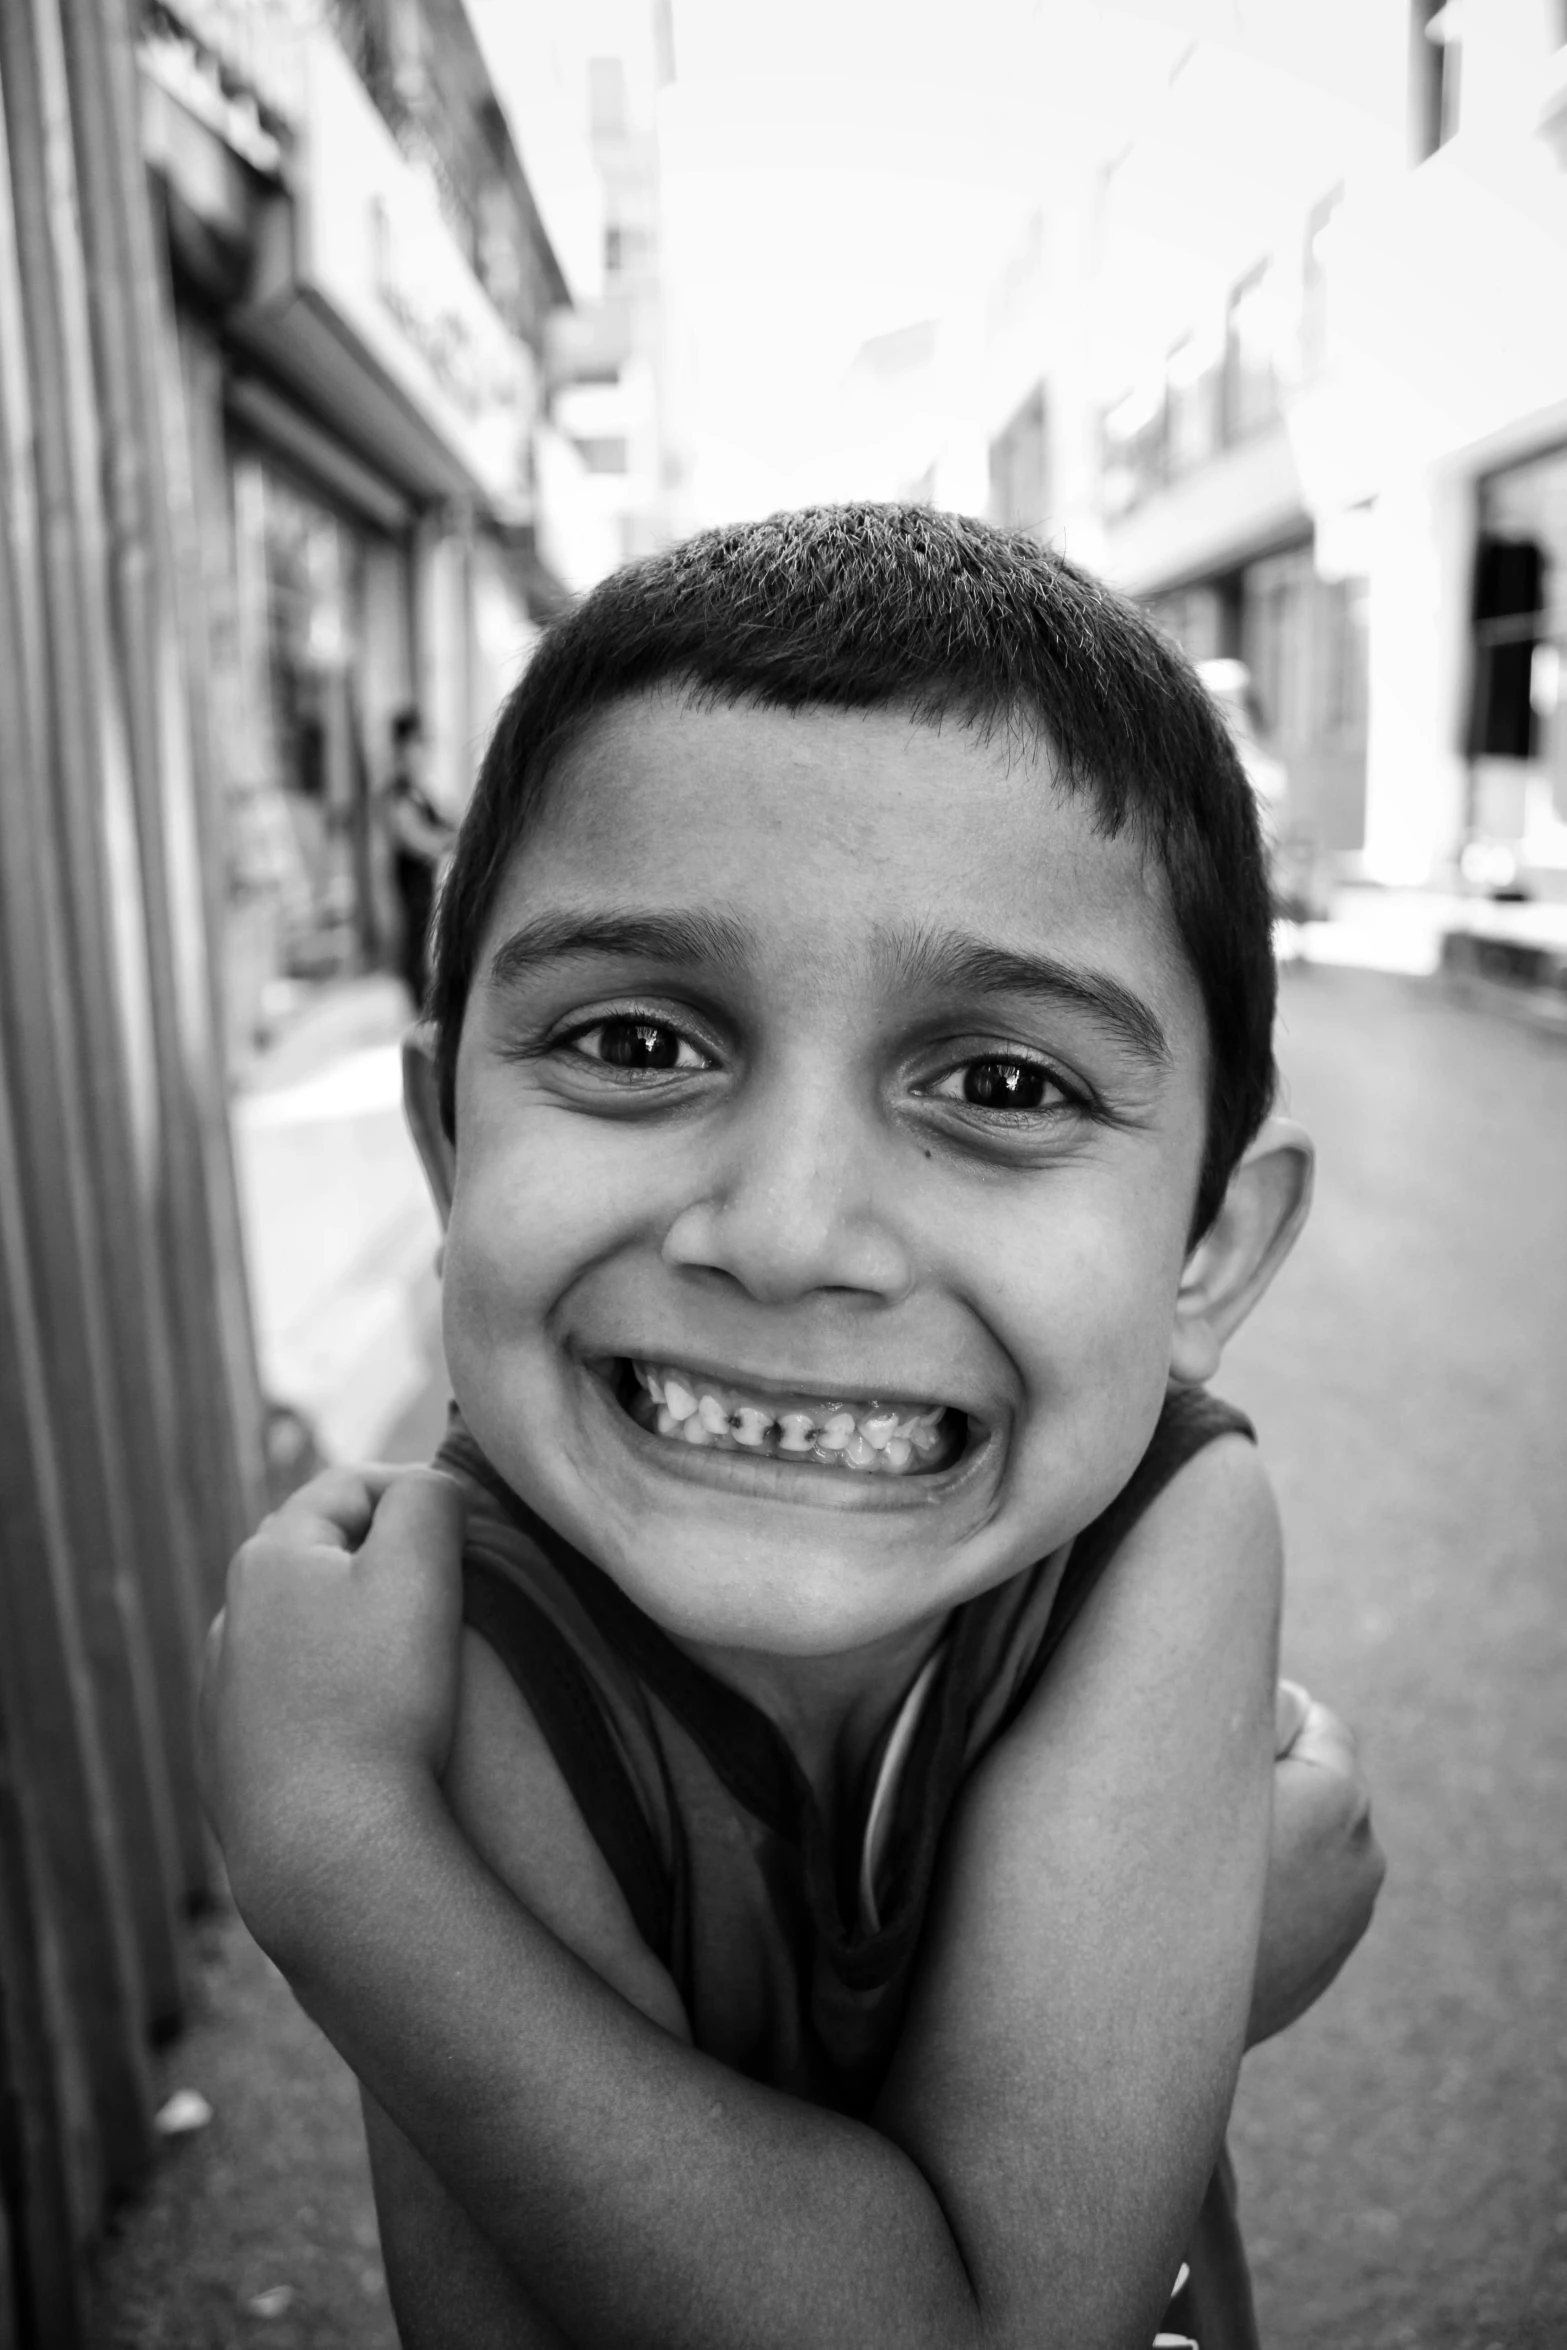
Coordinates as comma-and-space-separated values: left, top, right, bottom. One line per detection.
620, 1360, 967, 1476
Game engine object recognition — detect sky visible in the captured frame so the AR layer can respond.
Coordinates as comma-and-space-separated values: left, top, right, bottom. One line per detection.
654, 0, 1179, 516
470, 0, 1392, 526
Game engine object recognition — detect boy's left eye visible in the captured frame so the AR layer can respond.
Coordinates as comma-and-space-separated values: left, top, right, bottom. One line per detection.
564, 1015, 711, 1074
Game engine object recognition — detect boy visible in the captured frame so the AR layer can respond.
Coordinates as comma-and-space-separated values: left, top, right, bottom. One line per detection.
203, 506, 1383, 2350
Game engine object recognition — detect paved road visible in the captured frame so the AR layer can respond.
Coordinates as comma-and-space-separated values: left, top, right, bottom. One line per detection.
91, 965, 1565, 2348
1223, 966, 1567, 2349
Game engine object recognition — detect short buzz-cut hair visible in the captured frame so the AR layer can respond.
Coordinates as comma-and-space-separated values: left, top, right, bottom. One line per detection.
429, 503, 1276, 1239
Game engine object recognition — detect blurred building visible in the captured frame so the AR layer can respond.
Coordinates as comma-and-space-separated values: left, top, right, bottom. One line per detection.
137, 0, 592, 1061
977, 0, 1567, 900
536, 0, 679, 591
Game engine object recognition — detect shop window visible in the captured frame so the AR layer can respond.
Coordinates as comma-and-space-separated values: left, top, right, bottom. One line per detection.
575, 435, 629, 475
1412, 1, 1460, 161
1222, 263, 1282, 445
589, 56, 628, 141
1321, 576, 1370, 742
1469, 536, 1545, 761
478, 185, 525, 329
1164, 330, 1222, 477
1101, 382, 1165, 518
1300, 185, 1343, 381
605, 223, 652, 278
1237, 545, 1369, 854
988, 384, 1049, 532
238, 462, 375, 981
1143, 583, 1228, 666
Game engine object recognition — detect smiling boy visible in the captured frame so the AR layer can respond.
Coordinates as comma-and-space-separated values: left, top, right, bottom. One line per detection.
204, 506, 1382, 2350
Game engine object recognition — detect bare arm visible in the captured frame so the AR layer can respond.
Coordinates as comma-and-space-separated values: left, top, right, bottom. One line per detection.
383, 784, 453, 861
363, 1630, 691, 2349
218, 1437, 1279, 2350
368, 1602, 1383, 2347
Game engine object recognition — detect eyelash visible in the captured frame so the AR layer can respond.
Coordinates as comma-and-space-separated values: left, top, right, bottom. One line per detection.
550, 1009, 1096, 1123
556, 1012, 714, 1079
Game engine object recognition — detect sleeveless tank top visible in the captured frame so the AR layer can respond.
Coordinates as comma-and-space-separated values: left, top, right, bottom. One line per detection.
437, 1383, 1261, 2350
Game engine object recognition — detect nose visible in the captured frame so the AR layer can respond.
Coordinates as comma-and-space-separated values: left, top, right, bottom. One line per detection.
659, 1066, 915, 1306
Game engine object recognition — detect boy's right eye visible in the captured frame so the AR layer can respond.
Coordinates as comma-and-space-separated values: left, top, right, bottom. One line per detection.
561, 1015, 712, 1075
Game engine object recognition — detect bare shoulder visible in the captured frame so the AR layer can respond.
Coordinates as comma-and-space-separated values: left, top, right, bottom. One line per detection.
1099, 1421, 1283, 1619
444, 1626, 690, 2038
981, 1425, 1282, 1801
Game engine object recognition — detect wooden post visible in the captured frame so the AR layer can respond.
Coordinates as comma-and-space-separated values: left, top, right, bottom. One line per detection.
0, 0, 276, 2334
0, 0, 190, 2034
0, 892, 156, 2239
72, 0, 269, 1585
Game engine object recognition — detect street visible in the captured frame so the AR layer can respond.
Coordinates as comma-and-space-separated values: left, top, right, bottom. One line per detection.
1226, 965, 1567, 2349
87, 965, 1567, 2349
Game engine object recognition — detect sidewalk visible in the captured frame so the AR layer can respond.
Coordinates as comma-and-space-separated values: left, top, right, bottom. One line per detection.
88, 1911, 398, 2350
229, 974, 451, 1468
90, 971, 447, 2346
1286, 882, 1567, 1029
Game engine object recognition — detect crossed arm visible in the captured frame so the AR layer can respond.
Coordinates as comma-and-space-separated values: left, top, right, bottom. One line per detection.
203, 1442, 1381, 2350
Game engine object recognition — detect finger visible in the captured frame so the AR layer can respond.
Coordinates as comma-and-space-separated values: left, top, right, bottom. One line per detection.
265, 1463, 407, 1551
356, 1468, 468, 1579
1281, 1697, 1363, 1780
1274, 1677, 1311, 1757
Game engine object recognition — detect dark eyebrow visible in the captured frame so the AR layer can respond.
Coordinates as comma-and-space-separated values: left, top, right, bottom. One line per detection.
485, 907, 1171, 1068
883, 925, 1173, 1067
486, 907, 753, 991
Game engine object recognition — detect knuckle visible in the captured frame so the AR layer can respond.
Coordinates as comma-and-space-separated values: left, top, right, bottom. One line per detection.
1359, 1821, 1388, 1884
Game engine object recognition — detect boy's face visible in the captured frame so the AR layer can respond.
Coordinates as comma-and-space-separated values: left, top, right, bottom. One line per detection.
446, 694, 1212, 1662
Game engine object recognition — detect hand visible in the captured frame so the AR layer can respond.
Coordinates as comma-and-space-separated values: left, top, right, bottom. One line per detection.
200, 1467, 467, 1950
1246, 1681, 1386, 2047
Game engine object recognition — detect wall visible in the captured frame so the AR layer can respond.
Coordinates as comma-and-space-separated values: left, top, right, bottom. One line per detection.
0, 0, 264, 2338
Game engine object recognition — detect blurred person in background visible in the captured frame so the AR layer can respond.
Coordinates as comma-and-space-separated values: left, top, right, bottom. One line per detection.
381, 708, 456, 1011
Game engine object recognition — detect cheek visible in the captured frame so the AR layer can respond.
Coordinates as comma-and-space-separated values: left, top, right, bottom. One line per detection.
975, 1176, 1189, 1398
441, 1147, 558, 1390
443, 1110, 653, 1350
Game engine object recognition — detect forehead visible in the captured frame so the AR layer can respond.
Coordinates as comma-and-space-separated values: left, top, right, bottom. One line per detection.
485, 693, 1201, 1040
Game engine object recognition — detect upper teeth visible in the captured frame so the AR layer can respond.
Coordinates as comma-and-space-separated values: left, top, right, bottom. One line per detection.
632, 1362, 951, 1474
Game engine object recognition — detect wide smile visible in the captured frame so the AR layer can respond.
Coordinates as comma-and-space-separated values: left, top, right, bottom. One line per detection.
587, 1357, 992, 1508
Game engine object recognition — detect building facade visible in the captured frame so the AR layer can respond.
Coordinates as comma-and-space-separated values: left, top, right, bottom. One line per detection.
538, 0, 677, 593
978, 0, 1567, 899
138, 0, 582, 1061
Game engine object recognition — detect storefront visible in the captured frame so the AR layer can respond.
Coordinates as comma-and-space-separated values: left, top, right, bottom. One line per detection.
1145, 537, 1370, 860
141, 7, 554, 1061
1466, 440, 1567, 896
229, 445, 412, 973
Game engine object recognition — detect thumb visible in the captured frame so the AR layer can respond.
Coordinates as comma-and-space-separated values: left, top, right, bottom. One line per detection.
1274, 1677, 1311, 1758
1283, 1695, 1362, 1780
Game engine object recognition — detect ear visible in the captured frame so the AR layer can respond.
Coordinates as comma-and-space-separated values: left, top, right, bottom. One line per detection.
402, 1023, 455, 1229
1169, 1116, 1314, 1385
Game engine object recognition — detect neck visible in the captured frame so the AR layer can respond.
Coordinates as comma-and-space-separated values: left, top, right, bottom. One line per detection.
673, 1611, 949, 1814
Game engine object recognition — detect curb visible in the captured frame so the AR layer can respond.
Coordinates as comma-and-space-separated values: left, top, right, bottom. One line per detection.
1439, 930, 1567, 1036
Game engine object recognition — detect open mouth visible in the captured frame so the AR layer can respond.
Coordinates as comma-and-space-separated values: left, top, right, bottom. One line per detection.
615, 1360, 969, 1478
